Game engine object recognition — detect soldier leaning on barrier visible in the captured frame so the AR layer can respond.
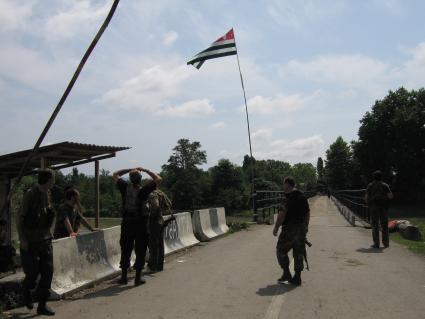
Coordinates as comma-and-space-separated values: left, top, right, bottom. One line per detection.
113, 166, 162, 286
53, 187, 99, 239
146, 189, 174, 272
17, 169, 56, 316
273, 176, 310, 286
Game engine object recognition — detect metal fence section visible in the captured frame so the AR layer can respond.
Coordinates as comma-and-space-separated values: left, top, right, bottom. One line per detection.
253, 190, 317, 224
331, 189, 370, 223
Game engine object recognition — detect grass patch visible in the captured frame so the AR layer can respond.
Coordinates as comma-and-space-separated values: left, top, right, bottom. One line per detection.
390, 218, 425, 256
87, 218, 121, 229
226, 209, 254, 224
227, 221, 250, 233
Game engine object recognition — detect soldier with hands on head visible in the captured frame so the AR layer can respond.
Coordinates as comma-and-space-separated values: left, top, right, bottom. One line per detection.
365, 170, 393, 248
273, 176, 310, 286
17, 169, 56, 316
113, 166, 162, 286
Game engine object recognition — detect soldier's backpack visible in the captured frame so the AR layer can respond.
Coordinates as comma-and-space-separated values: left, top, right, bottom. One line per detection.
148, 189, 172, 217
368, 181, 390, 207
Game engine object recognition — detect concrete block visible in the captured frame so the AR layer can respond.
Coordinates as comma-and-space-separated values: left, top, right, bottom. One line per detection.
193, 207, 229, 242
163, 212, 199, 255
51, 227, 122, 296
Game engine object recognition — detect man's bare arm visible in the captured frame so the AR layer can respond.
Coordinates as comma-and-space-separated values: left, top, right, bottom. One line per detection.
112, 168, 133, 181
138, 167, 162, 185
273, 209, 287, 236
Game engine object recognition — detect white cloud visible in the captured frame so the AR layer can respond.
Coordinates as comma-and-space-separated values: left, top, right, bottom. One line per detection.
283, 54, 393, 88
156, 99, 215, 118
0, 1, 33, 32
375, 0, 405, 17
266, 0, 348, 28
403, 42, 425, 87
257, 134, 324, 162
252, 128, 273, 140
0, 43, 72, 91
246, 91, 321, 115
211, 121, 226, 129
44, 0, 110, 40
217, 135, 324, 164
163, 30, 179, 46
98, 64, 191, 111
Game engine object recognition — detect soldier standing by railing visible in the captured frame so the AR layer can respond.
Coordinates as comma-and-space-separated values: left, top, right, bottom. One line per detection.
365, 170, 393, 249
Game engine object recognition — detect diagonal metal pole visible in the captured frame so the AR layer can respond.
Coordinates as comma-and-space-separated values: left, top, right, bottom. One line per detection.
14, 0, 121, 187
233, 30, 257, 222
1, 0, 121, 237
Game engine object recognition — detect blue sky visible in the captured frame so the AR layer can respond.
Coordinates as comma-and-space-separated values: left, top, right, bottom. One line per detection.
1, 0, 425, 174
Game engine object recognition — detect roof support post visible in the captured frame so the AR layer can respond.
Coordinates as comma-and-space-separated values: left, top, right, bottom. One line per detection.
94, 160, 100, 228
0, 176, 11, 246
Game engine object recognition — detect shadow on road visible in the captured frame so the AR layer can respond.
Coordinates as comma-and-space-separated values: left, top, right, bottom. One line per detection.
256, 283, 295, 296
6, 311, 37, 319
356, 247, 384, 253
74, 282, 135, 300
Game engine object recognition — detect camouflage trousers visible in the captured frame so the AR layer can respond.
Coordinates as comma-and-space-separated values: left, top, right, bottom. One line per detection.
276, 226, 306, 273
369, 205, 389, 247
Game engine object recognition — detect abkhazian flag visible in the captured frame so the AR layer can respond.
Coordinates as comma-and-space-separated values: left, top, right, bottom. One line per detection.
187, 28, 237, 69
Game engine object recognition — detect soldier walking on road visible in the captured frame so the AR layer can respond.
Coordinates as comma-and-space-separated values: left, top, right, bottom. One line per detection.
17, 169, 56, 316
365, 170, 393, 249
273, 177, 310, 286
113, 166, 161, 286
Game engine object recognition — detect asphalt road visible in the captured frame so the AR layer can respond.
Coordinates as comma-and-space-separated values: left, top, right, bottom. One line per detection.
8, 196, 425, 319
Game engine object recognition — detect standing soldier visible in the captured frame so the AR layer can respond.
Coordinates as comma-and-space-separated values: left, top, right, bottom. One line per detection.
365, 170, 393, 248
17, 169, 56, 316
273, 177, 310, 286
147, 189, 173, 272
113, 167, 161, 286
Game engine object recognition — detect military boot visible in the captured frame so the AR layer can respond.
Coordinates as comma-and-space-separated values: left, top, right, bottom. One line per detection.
37, 292, 55, 316
290, 271, 302, 286
117, 269, 128, 285
134, 269, 146, 286
277, 267, 292, 283
23, 287, 33, 309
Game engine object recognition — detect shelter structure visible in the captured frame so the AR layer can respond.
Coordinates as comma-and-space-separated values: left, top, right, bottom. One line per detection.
0, 141, 129, 249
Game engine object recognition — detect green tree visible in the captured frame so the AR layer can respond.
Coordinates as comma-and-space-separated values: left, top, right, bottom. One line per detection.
291, 163, 317, 190
209, 159, 245, 211
353, 87, 425, 200
161, 139, 207, 209
317, 157, 324, 180
325, 136, 352, 189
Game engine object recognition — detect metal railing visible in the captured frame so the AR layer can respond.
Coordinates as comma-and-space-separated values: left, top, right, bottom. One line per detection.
331, 189, 370, 223
253, 190, 317, 224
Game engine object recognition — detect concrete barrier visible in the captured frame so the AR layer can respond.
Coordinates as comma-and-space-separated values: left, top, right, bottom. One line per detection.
163, 212, 199, 254
192, 207, 229, 242
51, 226, 127, 296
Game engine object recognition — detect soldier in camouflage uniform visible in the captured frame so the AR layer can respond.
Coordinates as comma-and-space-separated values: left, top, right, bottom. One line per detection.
17, 169, 56, 316
113, 166, 162, 286
365, 170, 393, 248
147, 189, 172, 272
273, 177, 310, 286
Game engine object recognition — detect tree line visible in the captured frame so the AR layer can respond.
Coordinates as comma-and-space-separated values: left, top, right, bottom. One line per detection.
322, 87, 425, 203
11, 139, 317, 217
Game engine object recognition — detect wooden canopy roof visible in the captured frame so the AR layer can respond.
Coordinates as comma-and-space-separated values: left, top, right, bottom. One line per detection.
0, 141, 130, 178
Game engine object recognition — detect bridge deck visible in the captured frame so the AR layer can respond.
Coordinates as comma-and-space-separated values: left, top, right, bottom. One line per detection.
8, 196, 425, 319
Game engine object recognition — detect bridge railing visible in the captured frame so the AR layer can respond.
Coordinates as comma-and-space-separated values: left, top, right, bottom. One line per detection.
332, 189, 370, 223
253, 190, 317, 224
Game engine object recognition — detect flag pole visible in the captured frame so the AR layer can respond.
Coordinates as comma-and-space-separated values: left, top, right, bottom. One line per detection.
233, 30, 257, 222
